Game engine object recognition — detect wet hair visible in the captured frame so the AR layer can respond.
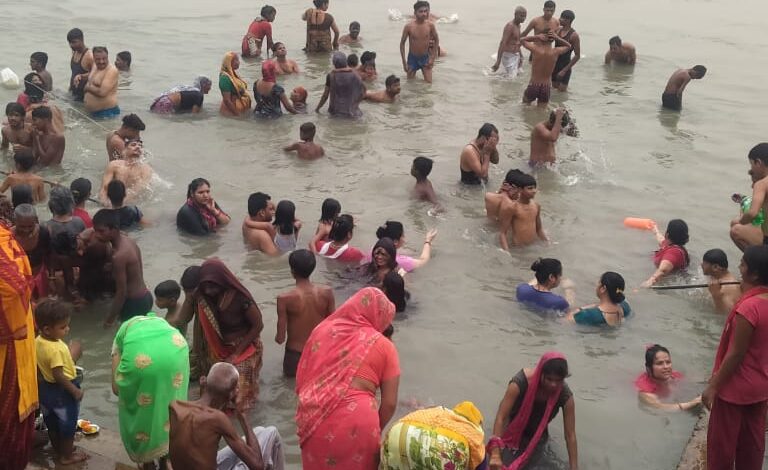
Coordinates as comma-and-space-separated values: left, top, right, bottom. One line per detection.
13, 149, 34, 171
346, 54, 359, 67
247, 192, 271, 217
5, 102, 25, 117
271, 42, 284, 53
155, 280, 181, 300
743, 245, 768, 285
560, 9, 575, 21
414, 0, 430, 11
703, 248, 728, 269
66, 28, 84, 42
600, 271, 626, 304
107, 180, 127, 206
332, 51, 347, 69
504, 169, 526, 186
93, 208, 120, 230
70, 178, 92, 205
34, 298, 72, 329
116, 51, 131, 67
350, 21, 360, 29
383, 271, 407, 312
548, 109, 570, 127
360, 51, 376, 66
14, 203, 36, 220
477, 123, 498, 139
24, 73, 44, 101
300, 122, 316, 140
412, 156, 433, 179
122, 113, 146, 131
517, 173, 537, 188
92, 46, 108, 55
543, 0, 556, 8
48, 186, 75, 216
371, 237, 398, 271
665, 219, 689, 246
329, 214, 354, 242
273, 200, 297, 235
748, 143, 768, 166
383, 324, 394, 338
31, 51, 48, 68
31, 106, 52, 120
186, 178, 210, 199
313, 0, 328, 8
376, 221, 404, 241
541, 357, 569, 378
644, 344, 671, 371
180, 265, 202, 291
289, 249, 316, 279
385, 75, 400, 88
609, 36, 622, 46
11, 185, 34, 207
320, 198, 341, 223
530, 258, 562, 284
692, 65, 707, 78
261, 5, 276, 17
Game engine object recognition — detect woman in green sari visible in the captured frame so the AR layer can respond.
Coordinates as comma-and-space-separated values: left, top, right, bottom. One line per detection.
111, 313, 190, 469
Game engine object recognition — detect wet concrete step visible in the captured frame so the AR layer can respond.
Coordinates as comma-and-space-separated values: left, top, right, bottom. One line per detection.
29, 427, 134, 470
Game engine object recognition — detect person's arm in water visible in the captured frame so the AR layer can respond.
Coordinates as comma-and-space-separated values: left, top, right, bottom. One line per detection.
400, 24, 411, 73
627, 46, 636, 65
105, 254, 127, 327
331, 20, 340, 50
410, 229, 438, 269
703, 315, 754, 410
489, 381, 521, 470
220, 411, 264, 470
536, 204, 548, 241
428, 23, 439, 67
642, 259, 675, 287
562, 396, 578, 470
604, 51, 611, 65
275, 294, 287, 344
99, 164, 116, 203
34, 133, 66, 166
498, 203, 515, 252
316, 83, 330, 113
52, 365, 84, 401
639, 391, 702, 412
492, 23, 515, 72
279, 93, 298, 114
283, 142, 300, 153
737, 179, 767, 225
226, 303, 264, 362
379, 375, 399, 429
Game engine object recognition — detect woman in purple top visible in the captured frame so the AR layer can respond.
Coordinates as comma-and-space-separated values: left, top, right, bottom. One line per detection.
516, 258, 575, 313
364, 220, 437, 273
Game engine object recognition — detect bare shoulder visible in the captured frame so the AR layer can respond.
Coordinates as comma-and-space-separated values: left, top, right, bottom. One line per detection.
277, 289, 298, 302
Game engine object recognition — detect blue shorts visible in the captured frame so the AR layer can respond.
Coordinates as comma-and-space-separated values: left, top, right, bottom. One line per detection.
90, 105, 121, 119
407, 52, 430, 72
39, 377, 81, 438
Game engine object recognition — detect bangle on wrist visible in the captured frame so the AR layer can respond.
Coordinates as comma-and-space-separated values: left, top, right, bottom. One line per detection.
677, 402, 683, 410
424, 240, 431, 245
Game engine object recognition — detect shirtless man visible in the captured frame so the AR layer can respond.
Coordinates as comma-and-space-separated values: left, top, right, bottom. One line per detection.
400, 1, 439, 83
242, 192, 279, 255
169, 363, 278, 470
498, 172, 547, 249
551, 10, 580, 92
485, 169, 524, 220
31, 107, 65, 166
0, 149, 46, 202
272, 42, 300, 75
107, 114, 145, 162
521, 1, 560, 42
339, 21, 362, 45
276, 249, 334, 377
530, 108, 568, 165
284, 122, 325, 160
605, 36, 636, 65
1, 103, 32, 151
23, 80, 65, 134
459, 123, 499, 185
701, 249, 741, 315
521, 33, 571, 106
99, 139, 153, 204
661, 65, 706, 111
84, 46, 119, 118
491, 7, 527, 78
92, 209, 152, 327
67, 28, 93, 102
364, 75, 401, 103
731, 143, 768, 251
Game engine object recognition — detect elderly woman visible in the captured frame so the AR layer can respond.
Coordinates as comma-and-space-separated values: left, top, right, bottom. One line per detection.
642, 219, 690, 287
195, 259, 264, 410
567, 272, 632, 326
150, 77, 213, 114
112, 313, 190, 469
253, 61, 298, 118
636, 344, 701, 411
316, 52, 365, 117
12, 204, 51, 299
296, 287, 399, 469
176, 178, 230, 236
218, 52, 252, 116
303, 0, 339, 53
488, 352, 578, 470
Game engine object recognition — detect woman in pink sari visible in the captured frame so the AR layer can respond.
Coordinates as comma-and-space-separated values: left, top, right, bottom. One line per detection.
488, 352, 578, 470
295, 287, 399, 469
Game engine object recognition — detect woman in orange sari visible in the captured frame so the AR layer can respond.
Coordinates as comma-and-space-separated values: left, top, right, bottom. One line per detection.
0, 197, 38, 470
218, 52, 252, 116
196, 259, 263, 410
296, 287, 400, 469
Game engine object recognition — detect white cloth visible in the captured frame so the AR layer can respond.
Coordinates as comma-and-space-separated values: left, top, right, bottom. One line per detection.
216, 425, 285, 470
500, 51, 522, 78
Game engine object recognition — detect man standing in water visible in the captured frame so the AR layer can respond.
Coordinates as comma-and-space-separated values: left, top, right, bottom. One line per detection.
551, 10, 580, 92
459, 123, 499, 185
400, 1, 440, 83
530, 108, 568, 165
661, 65, 706, 111
521, 1, 559, 42
67, 28, 93, 102
242, 192, 279, 255
84, 47, 119, 118
30, 107, 65, 166
99, 139, 153, 204
605, 36, 636, 65
106, 114, 146, 161
92, 209, 152, 327
339, 21, 362, 45
521, 33, 571, 106
731, 143, 768, 250
491, 6, 527, 77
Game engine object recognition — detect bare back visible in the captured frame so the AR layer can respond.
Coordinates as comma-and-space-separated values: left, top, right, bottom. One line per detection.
169, 401, 229, 470
113, 234, 146, 298
664, 69, 690, 94
279, 284, 334, 351
530, 123, 557, 164
529, 46, 561, 83
295, 142, 325, 160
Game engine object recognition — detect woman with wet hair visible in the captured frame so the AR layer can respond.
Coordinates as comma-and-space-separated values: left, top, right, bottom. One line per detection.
568, 272, 631, 326
635, 344, 701, 412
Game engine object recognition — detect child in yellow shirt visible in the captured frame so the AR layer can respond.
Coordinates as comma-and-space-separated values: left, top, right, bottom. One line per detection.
35, 299, 87, 465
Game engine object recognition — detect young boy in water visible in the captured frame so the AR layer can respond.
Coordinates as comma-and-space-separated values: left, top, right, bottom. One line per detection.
485, 169, 524, 220
701, 249, 742, 315
411, 156, 442, 212
400, 1, 439, 83
275, 249, 335, 377
284, 122, 325, 160
498, 172, 548, 249
30, 51, 53, 91
339, 21, 362, 44
0, 148, 46, 202
1, 102, 33, 151
155, 279, 183, 329
34, 299, 87, 465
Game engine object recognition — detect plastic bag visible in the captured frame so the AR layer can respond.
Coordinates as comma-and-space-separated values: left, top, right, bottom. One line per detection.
1, 68, 20, 89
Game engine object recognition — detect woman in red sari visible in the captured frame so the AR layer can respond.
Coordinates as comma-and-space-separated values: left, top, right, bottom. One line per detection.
196, 259, 263, 410
295, 287, 399, 469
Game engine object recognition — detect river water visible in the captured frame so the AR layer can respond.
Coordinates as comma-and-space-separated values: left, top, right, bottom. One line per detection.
2, 0, 763, 468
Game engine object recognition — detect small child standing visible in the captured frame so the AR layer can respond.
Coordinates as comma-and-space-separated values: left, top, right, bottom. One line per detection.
410, 156, 442, 212
154, 280, 182, 329
284, 122, 325, 160
30, 52, 53, 91
309, 198, 341, 252
0, 148, 46, 202
34, 299, 87, 465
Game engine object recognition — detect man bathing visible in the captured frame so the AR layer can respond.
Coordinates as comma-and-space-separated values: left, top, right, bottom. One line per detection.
530, 108, 568, 165
339, 21, 362, 45
364, 75, 401, 103
31, 107, 65, 166
605, 36, 636, 65
400, 1, 439, 83
701, 249, 741, 315
551, 10, 580, 92
242, 192, 280, 255
99, 139, 153, 204
67, 28, 93, 102
1, 102, 32, 151
0, 149, 46, 202
661, 65, 706, 111
284, 122, 325, 160
459, 123, 499, 185
521, 33, 572, 106
107, 114, 146, 161
731, 143, 768, 251
498, 171, 548, 249
521, 1, 560, 41
30, 52, 53, 91
273, 43, 300, 75
84, 46, 119, 118
491, 7, 527, 78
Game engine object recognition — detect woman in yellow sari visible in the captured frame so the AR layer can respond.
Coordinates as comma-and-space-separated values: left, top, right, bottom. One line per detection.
219, 52, 252, 116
